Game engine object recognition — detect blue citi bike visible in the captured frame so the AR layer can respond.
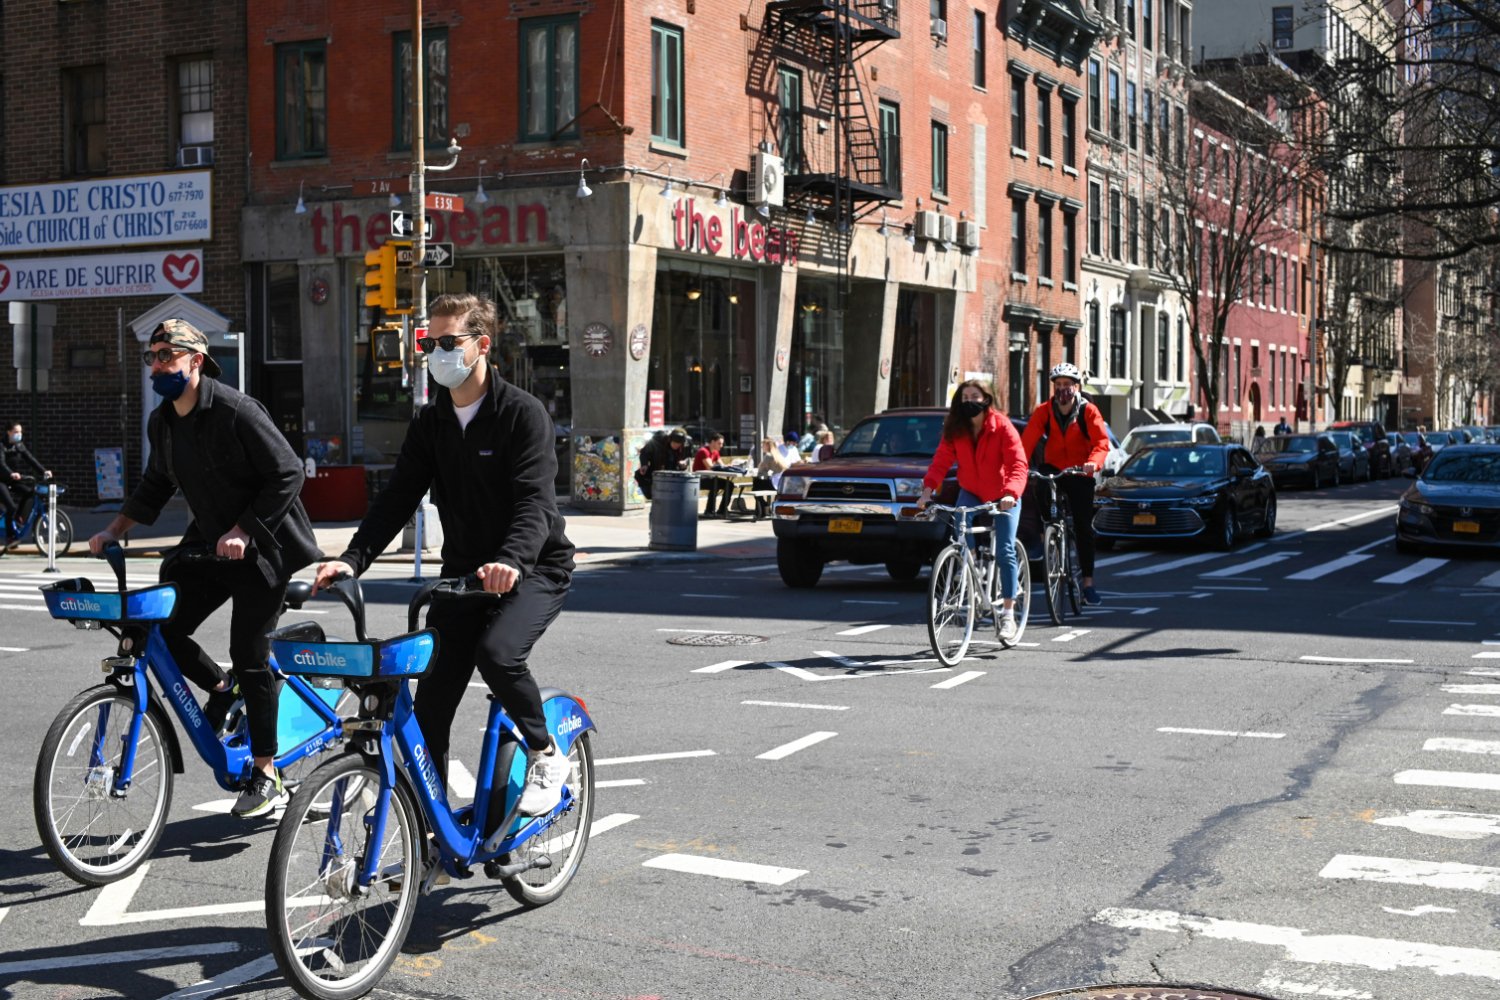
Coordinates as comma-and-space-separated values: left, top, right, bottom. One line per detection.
263, 574, 597, 1000
2, 476, 73, 556
32, 544, 352, 885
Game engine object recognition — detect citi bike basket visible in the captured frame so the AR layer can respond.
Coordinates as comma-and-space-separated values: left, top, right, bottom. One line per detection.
262, 574, 597, 1000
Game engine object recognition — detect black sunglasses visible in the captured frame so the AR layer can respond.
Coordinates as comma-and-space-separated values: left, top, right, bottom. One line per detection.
142, 347, 190, 366
417, 334, 476, 353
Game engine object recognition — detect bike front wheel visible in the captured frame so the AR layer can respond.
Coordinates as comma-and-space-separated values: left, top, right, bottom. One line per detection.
34, 684, 174, 885
502, 730, 595, 907
34, 510, 74, 557
927, 545, 975, 667
1043, 524, 1067, 626
266, 754, 421, 1000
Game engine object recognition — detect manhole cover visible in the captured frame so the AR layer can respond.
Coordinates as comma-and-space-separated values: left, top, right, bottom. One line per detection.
666, 633, 768, 647
1023, 988, 1278, 1000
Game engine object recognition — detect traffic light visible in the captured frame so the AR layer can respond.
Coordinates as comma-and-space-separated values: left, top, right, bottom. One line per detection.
364, 244, 397, 312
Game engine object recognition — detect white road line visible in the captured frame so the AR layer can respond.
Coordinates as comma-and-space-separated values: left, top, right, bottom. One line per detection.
152, 953, 279, 1000
1375, 810, 1500, 840
1394, 619, 1477, 626
1191, 586, 1267, 592
589, 813, 640, 837
1301, 505, 1402, 533
1200, 552, 1298, 578
595, 778, 647, 788
1052, 629, 1091, 642
1094, 905, 1500, 980
1383, 905, 1457, 917
656, 628, 733, 633
930, 670, 985, 689
837, 624, 890, 636
813, 649, 862, 667
595, 750, 716, 766
692, 659, 750, 674
1287, 554, 1374, 581
1473, 652, 1500, 659
1321, 854, 1500, 894
1442, 684, 1500, 695
1119, 552, 1230, 577
0, 943, 242, 977
1477, 569, 1500, 588
0, 604, 45, 611
1375, 558, 1449, 585
642, 853, 806, 884
1426, 738, 1500, 755
843, 599, 901, 605
1444, 704, 1500, 718
1157, 727, 1285, 739
448, 759, 476, 800
1130, 606, 1161, 614
1256, 975, 1374, 1000
1396, 768, 1500, 791
757, 731, 837, 760
679, 593, 735, 599
80, 863, 265, 925
0, 646, 27, 652
741, 700, 850, 710
1470, 666, 1500, 672
1094, 551, 1150, 567
1301, 655, 1414, 664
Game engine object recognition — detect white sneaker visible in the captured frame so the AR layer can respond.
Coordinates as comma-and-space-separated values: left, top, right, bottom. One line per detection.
999, 614, 1018, 641
517, 743, 570, 816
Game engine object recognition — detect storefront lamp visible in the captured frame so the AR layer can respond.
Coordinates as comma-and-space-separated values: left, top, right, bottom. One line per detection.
686, 286, 702, 301
878, 213, 891, 237
577, 158, 593, 199
660, 172, 674, 198
295, 181, 307, 215
388, 191, 401, 209
474, 159, 490, 205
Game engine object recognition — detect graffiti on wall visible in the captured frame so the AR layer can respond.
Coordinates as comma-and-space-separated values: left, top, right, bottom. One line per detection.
572, 434, 623, 503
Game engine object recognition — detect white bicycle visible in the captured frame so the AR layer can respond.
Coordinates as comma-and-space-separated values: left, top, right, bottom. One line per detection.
921, 501, 1031, 666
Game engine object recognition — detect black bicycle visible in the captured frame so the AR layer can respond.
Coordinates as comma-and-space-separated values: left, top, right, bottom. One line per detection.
1028, 467, 1089, 626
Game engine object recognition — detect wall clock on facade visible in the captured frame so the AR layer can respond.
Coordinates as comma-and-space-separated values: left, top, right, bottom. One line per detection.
879, 357, 891, 379
309, 278, 329, 305
628, 323, 649, 360
582, 322, 613, 357
776, 346, 788, 371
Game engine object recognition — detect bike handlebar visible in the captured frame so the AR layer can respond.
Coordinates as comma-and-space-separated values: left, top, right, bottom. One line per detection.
406, 574, 497, 633
1029, 466, 1092, 480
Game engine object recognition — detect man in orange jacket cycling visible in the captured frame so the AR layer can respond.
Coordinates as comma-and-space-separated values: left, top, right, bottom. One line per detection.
1019, 363, 1112, 606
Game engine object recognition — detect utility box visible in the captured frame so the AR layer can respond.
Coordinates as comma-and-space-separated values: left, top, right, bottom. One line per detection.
402, 502, 443, 552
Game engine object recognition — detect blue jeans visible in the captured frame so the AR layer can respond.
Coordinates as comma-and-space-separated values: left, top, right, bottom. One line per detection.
957, 488, 1021, 601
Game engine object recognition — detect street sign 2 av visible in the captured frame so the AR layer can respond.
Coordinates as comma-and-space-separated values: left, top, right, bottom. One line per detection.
389, 210, 434, 240
394, 243, 455, 269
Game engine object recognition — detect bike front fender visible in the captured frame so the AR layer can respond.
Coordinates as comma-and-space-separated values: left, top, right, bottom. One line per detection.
539, 688, 595, 754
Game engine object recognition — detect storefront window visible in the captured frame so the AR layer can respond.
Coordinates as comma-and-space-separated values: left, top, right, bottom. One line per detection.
782, 276, 847, 441
650, 267, 758, 450
890, 287, 937, 410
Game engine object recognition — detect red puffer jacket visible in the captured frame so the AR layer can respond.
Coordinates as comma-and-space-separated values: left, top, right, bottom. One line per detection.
922, 409, 1029, 502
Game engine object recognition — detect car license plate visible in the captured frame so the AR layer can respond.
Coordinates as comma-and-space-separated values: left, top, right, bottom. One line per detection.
1133, 513, 1156, 526
828, 518, 863, 534
1454, 520, 1481, 534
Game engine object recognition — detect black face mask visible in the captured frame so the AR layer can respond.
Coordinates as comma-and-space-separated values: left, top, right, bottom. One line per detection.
959, 400, 987, 419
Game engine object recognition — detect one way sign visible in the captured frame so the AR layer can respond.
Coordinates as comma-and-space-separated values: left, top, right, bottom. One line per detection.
394, 243, 455, 269
390, 210, 434, 240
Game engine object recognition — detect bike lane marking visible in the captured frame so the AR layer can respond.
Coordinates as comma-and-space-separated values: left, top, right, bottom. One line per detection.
837, 624, 890, 636
692, 659, 751, 673
1157, 727, 1285, 739
595, 749, 716, 766
757, 731, 837, 760
930, 671, 985, 689
742, 700, 850, 710
642, 854, 806, 885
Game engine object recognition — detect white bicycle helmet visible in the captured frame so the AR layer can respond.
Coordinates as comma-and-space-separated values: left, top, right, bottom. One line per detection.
1049, 362, 1083, 383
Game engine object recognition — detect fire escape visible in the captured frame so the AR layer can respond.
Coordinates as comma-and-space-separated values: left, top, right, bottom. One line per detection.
762, 0, 901, 284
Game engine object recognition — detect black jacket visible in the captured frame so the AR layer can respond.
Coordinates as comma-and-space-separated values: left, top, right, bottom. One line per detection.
121, 377, 321, 585
638, 433, 688, 474
340, 372, 574, 582
0, 440, 45, 479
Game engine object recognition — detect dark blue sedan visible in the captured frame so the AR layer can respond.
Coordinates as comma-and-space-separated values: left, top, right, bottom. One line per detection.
1094, 443, 1277, 551
1396, 445, 1500, 553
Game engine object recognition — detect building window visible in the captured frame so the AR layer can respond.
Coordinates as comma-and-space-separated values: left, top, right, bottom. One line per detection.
1143, 0, 1154, 49
1062, 100, 1077, 167
1158, 313, 1170, 380
1159, 98, 1171, 163
520, 29, 579, 142
1233, 343, 1242, 403
1088, 60, 1101, 132
173, 57, 214, 159
932, 121, 949, 197
1159, 206, 1172, 270
395, 29, 449, 150
1127, 195, 1139, 265
1109, 188, 1122, 260
1110, 308, 1127, 379
1176, 316, 1185, 382
973, 11, 986, 88
1270, 347, 1277, 407
1108, 69, 1121, 141
1179, 8, 1191, 62
1038, 204, 1054, 280
1062, 210, 1077, 282
275, 42, 326, 160
1127, 0, 1137, 36
1088, 181, 1102, 255
1037, 89, 1052, 159
1143, 89, 1154, 156
1089, 301, 1102, 375
650, 21, 683, 146
1145, 199, 1156, 268
1127, 81, 1137, 150
1010, 75, 1026, 149
1173, 104, 1185, 166
1011, 197, 1027, 274
879, 101, 902, 189
778, 67, 804, 173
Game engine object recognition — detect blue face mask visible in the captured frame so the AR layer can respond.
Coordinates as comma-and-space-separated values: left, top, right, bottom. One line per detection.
151, 370, 189, 401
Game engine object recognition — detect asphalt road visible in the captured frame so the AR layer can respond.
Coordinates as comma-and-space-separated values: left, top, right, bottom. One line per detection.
3, 477, 1498, 1000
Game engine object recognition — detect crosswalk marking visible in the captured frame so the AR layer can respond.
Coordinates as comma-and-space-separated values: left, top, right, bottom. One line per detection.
1444, 704, 1500, 718
1375, 558, 1449, 585
757, 731, 837, 760
1375, 810, 1500, 840
836, 624, 890, 636
930, 670, 984, 689
1286, 554, 1374, 581
642, 853, 806, 885
1442, 684, 1500, 695
1118, 551, 1231, 577
1396, 768, 1500, 791
1320, 854, 1500, 894
1477, 569, 1500, 588
1425, 737, 1500, 755
1200, 552, 1298, 578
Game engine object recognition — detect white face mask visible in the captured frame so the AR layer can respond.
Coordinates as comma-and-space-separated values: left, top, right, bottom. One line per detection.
427, 344, 476, 389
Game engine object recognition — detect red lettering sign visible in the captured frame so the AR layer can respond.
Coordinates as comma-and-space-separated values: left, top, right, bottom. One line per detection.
310, 202, 551, 256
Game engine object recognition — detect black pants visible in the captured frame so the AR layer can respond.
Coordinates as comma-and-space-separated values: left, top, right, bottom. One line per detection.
752, 475, 774, 516
160, 555, 285, 759
0, 483, 17, 526
416, 571, 568, 776
703, 477, 732, 515
1055, 474, 1098, 577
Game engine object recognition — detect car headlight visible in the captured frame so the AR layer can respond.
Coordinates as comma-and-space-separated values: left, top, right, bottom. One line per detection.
893, 478, 925, 498
1093, 495, 1115, 507
779, 476, 809, 499
1401, 499, 1434, 516
1182, 494, 1219, 507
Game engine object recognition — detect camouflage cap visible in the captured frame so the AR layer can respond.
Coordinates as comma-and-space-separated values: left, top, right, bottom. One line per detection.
149, 318, 222, 377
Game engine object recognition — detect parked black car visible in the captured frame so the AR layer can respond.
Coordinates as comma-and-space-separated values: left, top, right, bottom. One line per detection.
1094, 443, 1276, 551
1253, 433, 1341, 489
1328, 420, 1394, 477
1396, 445, 1500, 553
1396, 430, 1433, 474
1326, 430, 1372, 483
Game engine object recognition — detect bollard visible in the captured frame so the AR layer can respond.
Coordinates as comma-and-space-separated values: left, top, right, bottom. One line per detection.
43, 482, 58, 574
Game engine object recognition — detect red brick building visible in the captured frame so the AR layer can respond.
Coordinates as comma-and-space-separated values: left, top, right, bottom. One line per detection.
0, 1, 247, 503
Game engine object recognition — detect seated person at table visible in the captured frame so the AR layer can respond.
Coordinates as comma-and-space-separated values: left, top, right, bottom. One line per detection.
751, 436, 793, 516
693, 432, 735, 519
635, 428, 689, 499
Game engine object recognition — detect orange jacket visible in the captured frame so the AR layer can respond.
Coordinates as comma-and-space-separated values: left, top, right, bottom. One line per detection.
922, 409, 1029, 501
1020, 400, 1111, 471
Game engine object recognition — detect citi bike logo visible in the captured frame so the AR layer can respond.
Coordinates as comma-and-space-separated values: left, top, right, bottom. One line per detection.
293, 648, 349, 669
58, 595, 104, 614
172, 681, 203, 728
413, 743, 443, 800
556, 714, 583, 736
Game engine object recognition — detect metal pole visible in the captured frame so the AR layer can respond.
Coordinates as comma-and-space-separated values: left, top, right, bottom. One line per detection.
118, 308, 128, 491
43, 479, 57, 573
29, 303, 38, 433
410, 0, 428, 583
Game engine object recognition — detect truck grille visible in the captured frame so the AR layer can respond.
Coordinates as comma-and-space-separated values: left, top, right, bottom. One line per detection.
807, 480, 894, 502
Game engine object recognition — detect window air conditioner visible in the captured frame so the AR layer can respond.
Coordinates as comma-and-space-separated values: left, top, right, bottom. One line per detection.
751, 150, 785, 208
879, 0, 897, 15
914, 210, 941, 240
938, 213, 958, 244
177, 145, 215, 167
930, 17, 947, 40
957, 220, 980, 249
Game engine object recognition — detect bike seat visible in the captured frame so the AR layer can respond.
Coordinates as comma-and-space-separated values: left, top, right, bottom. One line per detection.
269, 620, 326, 643
284, 580, 314, 609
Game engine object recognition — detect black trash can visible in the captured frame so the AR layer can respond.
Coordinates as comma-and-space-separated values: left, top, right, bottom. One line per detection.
649, 470, 699, 551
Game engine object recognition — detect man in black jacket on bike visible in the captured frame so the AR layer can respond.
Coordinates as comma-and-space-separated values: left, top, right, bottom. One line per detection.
88, 319, 322, 818
0, 421, 51, 542
313, 293, 575, 817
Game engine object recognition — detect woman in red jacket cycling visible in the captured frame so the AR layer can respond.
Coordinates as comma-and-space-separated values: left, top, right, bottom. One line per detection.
917, 379, 1029, 640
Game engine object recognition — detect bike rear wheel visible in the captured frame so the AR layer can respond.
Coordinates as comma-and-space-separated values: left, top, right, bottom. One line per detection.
34, 510, 74, 557
34, 684, 173, 885
999, 548, 1032, 648
1043, 524, 1067, 625
927, 545, 975, 667
266, 754, 421, 1000
501, 730, 595, 907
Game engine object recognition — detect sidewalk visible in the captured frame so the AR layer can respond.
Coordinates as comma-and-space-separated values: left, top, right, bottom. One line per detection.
6, 496, 777, 574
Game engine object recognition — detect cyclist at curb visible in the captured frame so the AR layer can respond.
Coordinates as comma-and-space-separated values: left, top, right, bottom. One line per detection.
312, 292, 576, 818
917, 379, 1029, 641
88, 319, 321, 818
1019, 362, 1112, 607
1, 421, 51, 544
